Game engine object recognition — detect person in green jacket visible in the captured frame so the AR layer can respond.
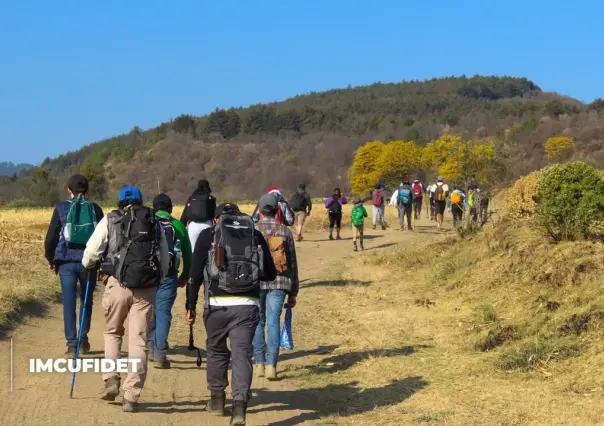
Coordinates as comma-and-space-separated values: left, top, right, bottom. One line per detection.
351, 197, 368, 251
149, 193, 192, 369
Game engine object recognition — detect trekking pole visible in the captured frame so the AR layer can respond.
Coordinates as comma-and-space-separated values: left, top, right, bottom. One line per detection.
70, 272, 92, 398
188, 325, 202, 367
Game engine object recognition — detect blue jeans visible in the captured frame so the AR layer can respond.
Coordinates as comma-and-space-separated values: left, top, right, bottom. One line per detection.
58, 262, 97, 347
148, 275, 178, 361
253, 289, 287, 367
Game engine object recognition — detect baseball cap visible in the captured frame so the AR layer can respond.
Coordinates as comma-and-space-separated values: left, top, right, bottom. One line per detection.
258, 193, 278, 212
215, 203, 240, 218
68, 174, 89, 194
437, 176, 443, 182
119, 186, 143, 202
153, 193, 173, 213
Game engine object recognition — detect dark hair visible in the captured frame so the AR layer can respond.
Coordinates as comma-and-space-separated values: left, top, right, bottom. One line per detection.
260, 206, 277, 217
118, 199, 142, 210
298, 183, 306, 190
197, 179, 212, 194
333, 187, 341, 196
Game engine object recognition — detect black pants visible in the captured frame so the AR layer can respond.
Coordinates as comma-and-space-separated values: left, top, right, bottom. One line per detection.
413, 198, 423, 219
204, 305, 260, 402
329, 213, 342, 229
452, 204, 464, 226
398, 205, 412, 229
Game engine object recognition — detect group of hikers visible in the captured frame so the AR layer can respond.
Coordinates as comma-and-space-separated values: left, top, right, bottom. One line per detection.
42, 174, 489, 425
44, 176, 299, 425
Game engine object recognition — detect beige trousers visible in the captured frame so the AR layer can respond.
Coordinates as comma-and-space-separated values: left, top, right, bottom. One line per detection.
295, 211, 307, 236
101, 277, 156, 402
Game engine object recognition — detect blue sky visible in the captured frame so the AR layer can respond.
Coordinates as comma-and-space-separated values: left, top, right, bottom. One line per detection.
1, 0, 603, 164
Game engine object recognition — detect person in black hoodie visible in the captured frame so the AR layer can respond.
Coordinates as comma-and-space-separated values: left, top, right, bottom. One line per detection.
186, 203, 276, 426
180, 179, 216, 250
44, 174, 104, 355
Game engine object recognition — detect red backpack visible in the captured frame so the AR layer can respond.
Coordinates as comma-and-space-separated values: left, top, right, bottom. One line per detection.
372, 190, 384, 207
413, 182, 423, 198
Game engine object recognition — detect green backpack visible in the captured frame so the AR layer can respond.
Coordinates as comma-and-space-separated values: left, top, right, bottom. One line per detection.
351, 205, 366, 226
63, 195, 98, 247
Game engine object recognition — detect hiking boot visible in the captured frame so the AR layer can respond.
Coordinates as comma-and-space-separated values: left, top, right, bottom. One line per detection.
360, 241, 364, 250
353, 242, 358, 252
230, 401, 247, 426
372, 225, 376, 230
154, 359, 171, 369
329, 235, 334, 240
265, 365, 280, 381
381, 226, 386, 231
336, 235, 342, 240
297, 235, 303, 242
80, 341, 91, 354
122, 398, 138, 413
100, 378, 120, 401
206, 392, 226, 416
66, 346, 76, 356
255, 364, 265, 378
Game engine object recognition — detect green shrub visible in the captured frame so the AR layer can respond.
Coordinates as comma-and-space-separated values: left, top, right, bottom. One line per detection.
536, 162, 604, 241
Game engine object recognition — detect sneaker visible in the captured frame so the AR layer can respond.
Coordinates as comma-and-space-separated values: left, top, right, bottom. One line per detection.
255, 364, 265, 378
206, 392, 226, 416
372, 225, 376, 230
66, 346, 76, 356
336, 235, 342, 240
329, 235, 334, 240
101, 378, 120, 401
381, 226, 386, 231
360, 241, 364, 250
122, 398, 138, 413
154, 359, 171, 369
265, 365, 280, 381
353, 242, 358, 252
230, 401, 247, 426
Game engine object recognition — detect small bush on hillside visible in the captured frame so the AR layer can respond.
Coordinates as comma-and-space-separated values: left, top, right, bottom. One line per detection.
536, 162, 604, 241
505, 170, 542, 219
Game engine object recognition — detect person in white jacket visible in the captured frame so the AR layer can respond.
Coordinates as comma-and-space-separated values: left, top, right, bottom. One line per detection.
82, 186, 170, 413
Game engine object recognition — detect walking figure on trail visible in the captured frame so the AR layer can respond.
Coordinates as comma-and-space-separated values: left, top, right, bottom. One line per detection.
412, 178, 424, 220
351, 197, 368, 251
180, 179, 216, 251
433, 177, 450, 230
450, 186, 466, 229
397, 179, 414, 231
325, 187, 348, 240
252, 186, 295, 226
289, 183, 312, 242
371, 183, 386, 230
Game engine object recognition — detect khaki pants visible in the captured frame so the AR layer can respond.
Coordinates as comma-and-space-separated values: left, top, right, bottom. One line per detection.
102, 277, 157, 402
295, 211, 307, 236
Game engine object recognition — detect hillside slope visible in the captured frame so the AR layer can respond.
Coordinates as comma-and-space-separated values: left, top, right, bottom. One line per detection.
3, 75, 604, 205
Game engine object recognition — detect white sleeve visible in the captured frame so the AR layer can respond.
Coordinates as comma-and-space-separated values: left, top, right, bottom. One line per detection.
82, 216, 109, 268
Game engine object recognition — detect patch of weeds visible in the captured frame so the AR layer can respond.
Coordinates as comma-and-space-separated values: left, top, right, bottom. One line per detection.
434, 260, 457, 282
414, 298, 435, 308
546, 301, 560, 312
498, 338, 581, 371
479, 325, 518, 352
475, 303, 497, 324
415, 413, 445, 423
558, 311, 604, 335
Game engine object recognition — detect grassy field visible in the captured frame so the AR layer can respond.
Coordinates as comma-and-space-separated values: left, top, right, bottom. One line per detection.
0, 202, 402, 329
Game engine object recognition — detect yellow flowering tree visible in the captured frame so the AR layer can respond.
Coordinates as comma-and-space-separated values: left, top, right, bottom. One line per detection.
349, 141, 386, 194
544, 136, 575, 163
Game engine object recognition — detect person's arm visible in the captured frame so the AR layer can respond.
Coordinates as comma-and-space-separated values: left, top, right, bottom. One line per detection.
306, 195, 312, 214
324, 196, 333, 208
158, 226, 170, 277
44, 207, 61, 268
180, 197, 191, 226
256, 231, 277, 282
340, 196, 348, 205
186, 229, 212, 312
172, 218, 192, 282
82, 216, 109, 269
286, 231, 299, 299
251, 203, 260, 222
362, 206, 368, 218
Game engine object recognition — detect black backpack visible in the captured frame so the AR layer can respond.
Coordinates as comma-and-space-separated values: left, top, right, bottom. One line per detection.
205, 214, 264, 294
113, 205, 162, 289
289, 191, 307, 211
157, 216, 177, 276
187, 194, 216, 222
329, 198, 342, 215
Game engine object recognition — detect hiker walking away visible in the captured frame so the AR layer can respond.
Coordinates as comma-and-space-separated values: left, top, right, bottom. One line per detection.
397, 179, 414, 231
433, 177, 449, 230
44, 174, 104, 355
427, 179, 438, 221
351, 197, 368, 251
148, 193, 192, 369
252, 186, 295, 226
467, 184, 479, 223
82, 186, 170, 413
450, 186, 466, 229
180, 179, 216, 250
289, 183, 312, 242
186, 203, 277, 426
480, 186, 491, 224
412, 178, 424, 220
325, 187, 348, 240
389, 184, 400, 207
372, 183, 386, 230
253, 193, 299, 381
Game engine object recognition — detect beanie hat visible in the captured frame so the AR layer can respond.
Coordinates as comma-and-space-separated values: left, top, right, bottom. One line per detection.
153, 193, 173, 213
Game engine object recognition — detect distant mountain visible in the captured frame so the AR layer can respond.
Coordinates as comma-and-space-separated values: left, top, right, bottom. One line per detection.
0, 162, 32, 176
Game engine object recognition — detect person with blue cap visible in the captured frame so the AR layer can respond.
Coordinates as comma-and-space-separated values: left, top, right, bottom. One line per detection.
83, 186, 170, 413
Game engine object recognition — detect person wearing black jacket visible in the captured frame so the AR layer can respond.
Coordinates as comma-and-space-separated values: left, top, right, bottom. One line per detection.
44, 174, 104, 355
185, 203, 277, 426
180, 179, 216, 251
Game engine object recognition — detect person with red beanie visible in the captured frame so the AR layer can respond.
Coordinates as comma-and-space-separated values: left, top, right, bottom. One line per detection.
252, 186, 295, 226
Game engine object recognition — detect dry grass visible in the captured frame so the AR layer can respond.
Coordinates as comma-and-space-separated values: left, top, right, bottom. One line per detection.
285, 214, 604, 425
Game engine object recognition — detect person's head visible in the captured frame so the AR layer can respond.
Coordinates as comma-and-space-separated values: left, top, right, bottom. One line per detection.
197, 179, 212, 194
118, 186, 143, 210
298, 183, 306, 191
258, 193, 279, 218
333, 187, 341, 197
214, 202, 240, 222
353, 197, 363, 206
437, 176, 443, 183
153, 193, 173, 214
67, 174, 89, 198
403, 179, 410, 185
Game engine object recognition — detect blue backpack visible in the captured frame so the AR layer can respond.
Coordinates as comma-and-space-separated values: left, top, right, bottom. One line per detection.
398, 187, 412, 206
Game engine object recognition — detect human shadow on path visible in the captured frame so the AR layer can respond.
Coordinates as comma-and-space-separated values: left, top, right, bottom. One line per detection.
279, 345, 340, 362
301, 280, 370, 289
249, 376, 429, 426
119, 399, 207, 414
363, 242, 398, 251
313, 234, 383, 242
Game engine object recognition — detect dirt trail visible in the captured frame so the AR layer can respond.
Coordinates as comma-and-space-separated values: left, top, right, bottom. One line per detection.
0, 217, 441, 426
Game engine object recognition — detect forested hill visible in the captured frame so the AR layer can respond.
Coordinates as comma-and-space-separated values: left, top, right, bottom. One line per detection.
0, 162, 32, 176
2, 75, 604, 206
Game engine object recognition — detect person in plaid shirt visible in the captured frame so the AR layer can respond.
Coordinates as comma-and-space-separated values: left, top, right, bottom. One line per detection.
253, 193, 299, 381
